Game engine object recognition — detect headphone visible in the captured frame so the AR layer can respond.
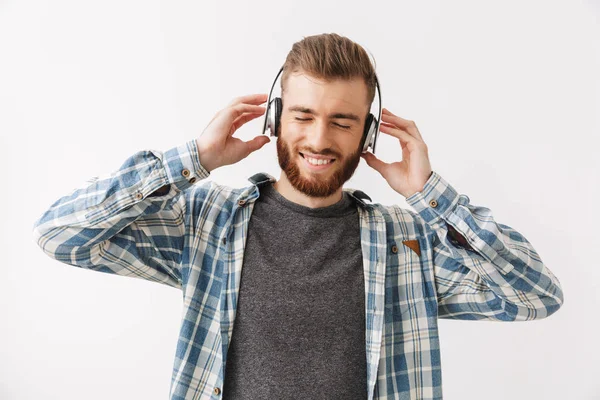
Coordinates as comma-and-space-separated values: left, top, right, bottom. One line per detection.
261, 66, 383, 154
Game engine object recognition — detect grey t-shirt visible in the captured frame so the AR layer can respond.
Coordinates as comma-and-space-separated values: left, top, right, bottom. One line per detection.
222, 182, 367, 399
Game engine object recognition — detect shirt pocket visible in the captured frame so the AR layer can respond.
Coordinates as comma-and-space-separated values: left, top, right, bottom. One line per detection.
385, 237, 427, 318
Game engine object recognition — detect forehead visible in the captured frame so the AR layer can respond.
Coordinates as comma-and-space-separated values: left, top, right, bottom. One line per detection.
283, 72, 369, 113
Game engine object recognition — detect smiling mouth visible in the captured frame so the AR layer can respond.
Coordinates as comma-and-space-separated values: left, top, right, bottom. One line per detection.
299, 152, 336, 166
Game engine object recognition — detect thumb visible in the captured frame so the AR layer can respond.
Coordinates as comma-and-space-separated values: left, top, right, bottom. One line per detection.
245, 135, 271, 155
361, 152, 389, 178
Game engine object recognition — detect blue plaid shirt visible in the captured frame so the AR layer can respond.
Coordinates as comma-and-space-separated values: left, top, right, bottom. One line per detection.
32, 140, 564, 399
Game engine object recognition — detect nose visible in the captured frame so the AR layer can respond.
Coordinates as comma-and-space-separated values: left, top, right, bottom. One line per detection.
304, 120, 332, 153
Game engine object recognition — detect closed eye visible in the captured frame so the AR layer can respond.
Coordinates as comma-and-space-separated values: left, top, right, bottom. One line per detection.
294, 117, 351, 129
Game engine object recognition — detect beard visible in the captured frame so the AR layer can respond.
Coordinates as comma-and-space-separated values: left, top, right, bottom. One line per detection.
276, 134, 362, 198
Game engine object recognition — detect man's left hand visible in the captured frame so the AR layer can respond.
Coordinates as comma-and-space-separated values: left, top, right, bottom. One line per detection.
361, 108, 433, 198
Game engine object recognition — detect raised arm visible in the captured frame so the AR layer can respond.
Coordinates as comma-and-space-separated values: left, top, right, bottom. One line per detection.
406, 171, 564, 321
32, 141, 210, 289
32, 94, 271, 289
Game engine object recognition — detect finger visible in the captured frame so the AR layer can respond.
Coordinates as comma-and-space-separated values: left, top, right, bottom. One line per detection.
226, 104, 266, 122
360, 151, 390, 178
381, 111, 417, 131
379, 123, 421, 149
228, 93, 269, 107
243, 135, 271, 156
230, 111, 266, 135
380, 121, 416, 142
381, 109, 423, 140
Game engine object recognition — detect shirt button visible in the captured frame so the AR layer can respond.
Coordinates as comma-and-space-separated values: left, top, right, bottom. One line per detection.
429, 199, 438, 208
214, 387, 221, 395
391, 245, 398, 253
238, 199, 246, 206
181, 169, 190, 178
189, 177, 197, 184
136, 192, 143, 200
222, 237, 227, 245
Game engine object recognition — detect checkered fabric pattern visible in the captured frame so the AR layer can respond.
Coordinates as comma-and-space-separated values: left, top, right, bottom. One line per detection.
33, 140, 564, 399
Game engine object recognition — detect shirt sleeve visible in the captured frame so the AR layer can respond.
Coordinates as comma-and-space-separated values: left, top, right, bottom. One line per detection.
405, 171, 564, 321
32, 139, 210, 290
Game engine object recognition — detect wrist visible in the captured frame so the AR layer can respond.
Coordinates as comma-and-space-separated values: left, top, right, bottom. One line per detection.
195, 139, 217, 173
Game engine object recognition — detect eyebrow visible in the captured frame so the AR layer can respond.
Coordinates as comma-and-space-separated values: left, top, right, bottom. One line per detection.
287, 106, 361, 122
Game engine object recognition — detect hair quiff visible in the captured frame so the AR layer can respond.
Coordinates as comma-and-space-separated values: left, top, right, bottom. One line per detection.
280, 33, 377, 106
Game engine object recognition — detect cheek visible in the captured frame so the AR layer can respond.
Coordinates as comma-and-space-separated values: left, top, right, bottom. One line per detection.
281, 120, 302, 138
338, 131, 362, 151
280, 123, 303, 148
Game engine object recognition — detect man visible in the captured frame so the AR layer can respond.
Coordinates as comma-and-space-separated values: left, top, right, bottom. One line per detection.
33, 33, 564, 400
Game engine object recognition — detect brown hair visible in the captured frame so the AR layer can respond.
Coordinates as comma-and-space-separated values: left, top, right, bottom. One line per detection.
281, 33, 377, 107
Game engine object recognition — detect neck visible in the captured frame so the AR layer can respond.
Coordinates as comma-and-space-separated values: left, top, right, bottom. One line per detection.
273, 171, 343, 208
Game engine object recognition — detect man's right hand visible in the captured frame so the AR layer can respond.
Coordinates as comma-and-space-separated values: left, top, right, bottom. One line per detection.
195, 93, 271, 173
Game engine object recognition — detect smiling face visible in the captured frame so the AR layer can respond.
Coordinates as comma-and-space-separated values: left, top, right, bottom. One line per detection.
276, 71, 370, 198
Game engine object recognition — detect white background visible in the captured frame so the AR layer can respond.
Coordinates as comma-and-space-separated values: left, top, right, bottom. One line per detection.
1, 0, 598, 399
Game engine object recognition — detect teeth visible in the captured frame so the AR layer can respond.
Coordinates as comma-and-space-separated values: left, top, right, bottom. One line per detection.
305, 156, 333, 165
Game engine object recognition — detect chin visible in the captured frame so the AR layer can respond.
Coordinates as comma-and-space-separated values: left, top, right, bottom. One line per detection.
276, 136, 356, 198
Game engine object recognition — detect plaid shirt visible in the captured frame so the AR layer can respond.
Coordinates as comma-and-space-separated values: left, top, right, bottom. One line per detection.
32, 140, 564, 400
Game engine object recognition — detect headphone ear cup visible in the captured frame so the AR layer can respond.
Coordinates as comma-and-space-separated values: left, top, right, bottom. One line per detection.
362, 113, 376, 152
273, 97, 282, 137
266, 97, 283, 137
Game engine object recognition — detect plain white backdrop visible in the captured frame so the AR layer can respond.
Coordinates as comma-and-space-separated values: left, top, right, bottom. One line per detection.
1, 0, 598, 399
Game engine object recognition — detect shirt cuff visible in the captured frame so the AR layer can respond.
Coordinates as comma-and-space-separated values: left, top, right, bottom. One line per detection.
154, 139, 210, 193
405, 170, 470, 227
